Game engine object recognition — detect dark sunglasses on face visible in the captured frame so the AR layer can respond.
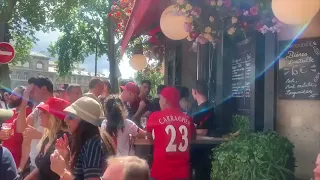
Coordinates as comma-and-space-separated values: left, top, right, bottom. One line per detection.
66, 114, 78, 120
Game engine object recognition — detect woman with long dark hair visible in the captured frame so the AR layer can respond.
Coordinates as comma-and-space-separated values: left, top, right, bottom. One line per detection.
101, 95, 145, 156
49, 96, 115, 180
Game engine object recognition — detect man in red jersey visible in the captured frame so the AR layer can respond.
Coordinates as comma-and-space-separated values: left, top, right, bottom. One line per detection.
0, 86, 33, 167
146, 87, 196, 180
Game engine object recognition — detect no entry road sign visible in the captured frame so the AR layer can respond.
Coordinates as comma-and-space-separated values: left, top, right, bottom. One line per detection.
0, 42, 15, 64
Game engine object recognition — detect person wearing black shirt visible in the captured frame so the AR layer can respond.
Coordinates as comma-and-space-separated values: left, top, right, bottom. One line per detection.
148, 85, 166, 113
190, 80, 215, 180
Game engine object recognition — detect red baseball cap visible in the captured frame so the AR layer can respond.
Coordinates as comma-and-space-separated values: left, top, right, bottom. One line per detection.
120, 82, 139, 95
37, 97, 70, 120
160, 87, 180, 108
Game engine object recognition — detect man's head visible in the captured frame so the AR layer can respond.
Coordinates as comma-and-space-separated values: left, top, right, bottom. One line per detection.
28, 76, 54, 102
8, 86, 32, 108
120, 82, 139, 103
192, 80, 208, 101
89, 78, 104, 97
140, 80, 151, 97
102, 156, 150, 180
159, 86, 180, 110
66, 84, 83, 103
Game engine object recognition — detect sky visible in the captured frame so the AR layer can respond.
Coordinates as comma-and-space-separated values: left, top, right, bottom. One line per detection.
32, 31, 135, 79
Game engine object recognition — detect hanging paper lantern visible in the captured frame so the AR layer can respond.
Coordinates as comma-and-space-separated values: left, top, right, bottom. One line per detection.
160, 62, 165, 75
160, 5, 189, 40
272, 0, 320, 25
130, 44, 147, 71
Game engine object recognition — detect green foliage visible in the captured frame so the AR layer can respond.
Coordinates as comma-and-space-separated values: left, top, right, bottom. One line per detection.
211, 131, 296, 180
231, 115, 250, 134
135, 66, 164, 97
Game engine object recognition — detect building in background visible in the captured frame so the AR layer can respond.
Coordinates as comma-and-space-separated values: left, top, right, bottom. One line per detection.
9, 51, 108, 91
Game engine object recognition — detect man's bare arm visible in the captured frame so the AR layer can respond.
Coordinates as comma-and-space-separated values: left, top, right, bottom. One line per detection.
16, 101, 34, 133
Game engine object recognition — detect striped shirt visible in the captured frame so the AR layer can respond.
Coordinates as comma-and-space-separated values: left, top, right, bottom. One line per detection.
74, 135, 108, 180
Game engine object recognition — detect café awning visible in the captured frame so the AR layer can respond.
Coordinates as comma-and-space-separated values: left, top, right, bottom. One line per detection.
120, 0, 168, 56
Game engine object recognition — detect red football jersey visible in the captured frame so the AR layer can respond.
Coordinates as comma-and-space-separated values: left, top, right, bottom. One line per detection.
146, 108, 195, 180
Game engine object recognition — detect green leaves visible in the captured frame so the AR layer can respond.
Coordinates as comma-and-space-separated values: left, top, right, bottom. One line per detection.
211, 130, 295, 180
47, 0, 113, 75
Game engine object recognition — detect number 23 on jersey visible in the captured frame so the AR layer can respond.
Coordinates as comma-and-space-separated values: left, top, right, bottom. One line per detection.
165, 125, 189, 153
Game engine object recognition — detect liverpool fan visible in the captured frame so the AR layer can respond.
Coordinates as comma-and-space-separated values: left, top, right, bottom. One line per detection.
0, 86, 33, 167
120, 82, 146, 126
50, 97, 116, 179
16, 76, 54, 173
102, 156, 150, 180
146, 87, 196, 180
102, 95, 145, 156
65, 84, 82, 103
88, 78, 104, 98
24, 97, 70, 180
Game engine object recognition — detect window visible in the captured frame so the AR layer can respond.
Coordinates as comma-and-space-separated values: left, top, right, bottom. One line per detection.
16, 73, 20, 79
36, 61, 43, 69
23, 62, 30, 68
24, 72, 28, 80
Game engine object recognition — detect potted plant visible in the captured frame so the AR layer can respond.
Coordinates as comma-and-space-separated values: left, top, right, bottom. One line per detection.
211, 130, 296, 180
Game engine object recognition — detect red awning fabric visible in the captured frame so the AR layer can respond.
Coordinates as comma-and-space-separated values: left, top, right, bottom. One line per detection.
120, 0, 165, 56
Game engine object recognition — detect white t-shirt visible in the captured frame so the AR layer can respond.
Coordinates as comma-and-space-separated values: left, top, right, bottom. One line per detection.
29, 103, 44, 167
101, 119, 139, 156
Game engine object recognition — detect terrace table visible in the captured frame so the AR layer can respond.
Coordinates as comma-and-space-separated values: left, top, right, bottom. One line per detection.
133, 136, 227, 145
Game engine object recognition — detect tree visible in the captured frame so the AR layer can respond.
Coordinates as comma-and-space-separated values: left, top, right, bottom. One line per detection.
47, 0, 121, 92
0, 0, 79, 88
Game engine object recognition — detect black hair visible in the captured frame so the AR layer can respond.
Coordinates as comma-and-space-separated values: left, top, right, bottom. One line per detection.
141, 80, 152, 90
28, 76, 54, 93
104, 95, 128, 137
179, 86, 190, 99
193, 80, 208, 97
103, 80, 112, 93
156, 85, 166, 95
89, 78, 103, 89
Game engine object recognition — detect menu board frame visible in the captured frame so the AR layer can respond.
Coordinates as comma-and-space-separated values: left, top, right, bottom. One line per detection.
278, 37, 320, 100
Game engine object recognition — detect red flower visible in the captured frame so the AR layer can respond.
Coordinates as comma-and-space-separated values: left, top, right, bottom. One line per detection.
126, 9, 132, 14
108, 13, 112, 17
249, 4, 259, 16
116, 11, 121, 17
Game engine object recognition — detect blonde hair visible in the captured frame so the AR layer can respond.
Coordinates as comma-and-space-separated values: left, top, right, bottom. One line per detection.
107, 156, 150, 180
38, 114, 67, 150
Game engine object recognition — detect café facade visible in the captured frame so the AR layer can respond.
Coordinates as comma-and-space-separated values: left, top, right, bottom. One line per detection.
120, 0, 320, 179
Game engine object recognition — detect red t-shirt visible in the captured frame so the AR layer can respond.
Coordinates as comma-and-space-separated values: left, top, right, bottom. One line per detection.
146, 108, 196, 180
2, 107, 33, 167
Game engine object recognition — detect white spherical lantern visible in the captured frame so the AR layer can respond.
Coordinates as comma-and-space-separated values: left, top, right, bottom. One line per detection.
272, 0, 320, 25
130, 54, 147, 71
160, 5, 189, 40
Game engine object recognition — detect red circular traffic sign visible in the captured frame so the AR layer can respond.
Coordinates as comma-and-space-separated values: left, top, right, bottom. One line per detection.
0, 42, 15, 64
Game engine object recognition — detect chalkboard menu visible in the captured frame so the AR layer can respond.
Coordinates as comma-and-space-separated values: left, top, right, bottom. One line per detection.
231, 37, 255, 113
232, 37, 254, 98
278, 37, 320, 100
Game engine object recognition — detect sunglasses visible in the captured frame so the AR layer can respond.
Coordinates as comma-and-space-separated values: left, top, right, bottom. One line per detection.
66, 114, 78, 120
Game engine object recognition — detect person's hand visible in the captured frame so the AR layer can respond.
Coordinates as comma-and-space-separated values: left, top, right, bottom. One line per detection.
23, 84, 34, 100
55, 133, 70, 160
139, 100, 146, 109
23, 126, 39, 141
0, 130, 10, 140
50, 150, 67, 176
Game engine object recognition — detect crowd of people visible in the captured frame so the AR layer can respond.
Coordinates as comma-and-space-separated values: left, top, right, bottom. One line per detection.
0, 75, 224, 180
